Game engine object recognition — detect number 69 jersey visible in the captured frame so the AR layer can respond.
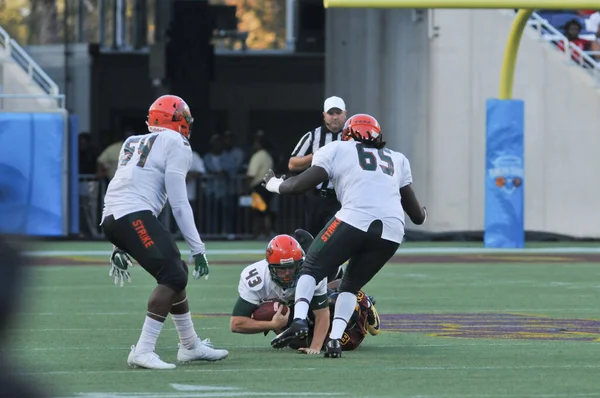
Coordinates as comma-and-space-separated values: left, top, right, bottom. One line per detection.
312, 140, 413, 244
238, 260, 328, 306
102, 129, 192, 221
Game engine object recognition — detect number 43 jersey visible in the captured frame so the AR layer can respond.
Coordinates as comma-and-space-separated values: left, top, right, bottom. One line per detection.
312, 140, 413, 244
102, 129, 192, 221
238, 260, 328, 306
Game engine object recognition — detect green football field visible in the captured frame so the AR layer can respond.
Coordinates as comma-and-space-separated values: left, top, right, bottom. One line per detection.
8, 241, 600, 398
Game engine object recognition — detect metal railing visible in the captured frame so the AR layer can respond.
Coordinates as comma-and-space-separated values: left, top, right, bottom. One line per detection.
0, 25, 61, 96
78, 174, 307, 240
0, 93, 66, 110
526, 12, 600, 85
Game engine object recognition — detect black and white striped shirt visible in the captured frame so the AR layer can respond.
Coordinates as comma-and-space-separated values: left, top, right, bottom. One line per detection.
291, 125, 341, 190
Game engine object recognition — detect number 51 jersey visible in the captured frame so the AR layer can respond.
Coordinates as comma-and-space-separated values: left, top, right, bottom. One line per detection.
312, 140, 413, 244
102, 129, 192, 221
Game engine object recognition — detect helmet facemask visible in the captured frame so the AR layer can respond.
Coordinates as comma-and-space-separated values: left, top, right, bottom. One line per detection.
172, 105, 194, 139
268, 260, 303, 289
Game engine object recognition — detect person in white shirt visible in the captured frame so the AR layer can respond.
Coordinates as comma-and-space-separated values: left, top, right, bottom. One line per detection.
263, 113, 427, 358
100, 95, 228, 369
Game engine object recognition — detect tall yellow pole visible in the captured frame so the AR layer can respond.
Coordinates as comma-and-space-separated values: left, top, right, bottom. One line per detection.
498, 9, 534, 99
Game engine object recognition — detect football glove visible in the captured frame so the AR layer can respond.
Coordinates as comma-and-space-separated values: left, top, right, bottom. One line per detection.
192, 252, 210, 280
263, 169, 285, 193
109, 248, 133, 287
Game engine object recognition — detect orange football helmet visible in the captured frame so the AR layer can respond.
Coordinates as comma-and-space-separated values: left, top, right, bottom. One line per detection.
266, 235, 304, 289
146, 95, 194, 138
342, 113, 383, 147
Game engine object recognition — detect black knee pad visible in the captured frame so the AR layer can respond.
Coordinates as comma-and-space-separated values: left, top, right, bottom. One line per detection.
157, 258, 188, 292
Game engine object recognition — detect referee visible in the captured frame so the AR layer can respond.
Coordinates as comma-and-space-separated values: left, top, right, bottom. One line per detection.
288, 95, 347, 238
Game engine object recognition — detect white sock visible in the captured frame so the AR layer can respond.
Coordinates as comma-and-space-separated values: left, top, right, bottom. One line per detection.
135, 316, 164, 354
293, 274, 317, 320
171, 312, 198, 349
329, 292, 357, 340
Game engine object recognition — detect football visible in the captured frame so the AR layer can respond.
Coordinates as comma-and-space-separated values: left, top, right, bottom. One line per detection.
252, 301, 289, 321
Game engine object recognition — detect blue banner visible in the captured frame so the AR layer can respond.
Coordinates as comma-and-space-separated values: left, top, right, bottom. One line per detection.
484, 99, 525, 248
0, 113, 65, 236
69, 115, 79, 235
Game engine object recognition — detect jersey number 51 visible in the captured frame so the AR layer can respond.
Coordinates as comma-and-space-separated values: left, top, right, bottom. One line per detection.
120, 135, 158, 168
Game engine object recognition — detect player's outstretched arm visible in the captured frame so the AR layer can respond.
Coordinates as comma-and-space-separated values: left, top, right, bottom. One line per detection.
164, 148, 208, 278
305, 306, 330, 354
230, 303, 289, 334
230, 316, 281, 334
400, 184, 427, 225
263, 166, 328, 194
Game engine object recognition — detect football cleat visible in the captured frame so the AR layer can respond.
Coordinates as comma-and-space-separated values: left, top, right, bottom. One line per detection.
127, 345, 175, 370
324, 338, 342, 358
368, 295, 376, 305
293, 229, 315, 253
177, 338, 229, 362
333, 265, 345, 281
271, 318, 309, 349
367, 303, 381, 336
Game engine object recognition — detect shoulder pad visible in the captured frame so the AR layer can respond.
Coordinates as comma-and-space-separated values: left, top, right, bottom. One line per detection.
162, 130, 190, 149
240, 260, 268, 291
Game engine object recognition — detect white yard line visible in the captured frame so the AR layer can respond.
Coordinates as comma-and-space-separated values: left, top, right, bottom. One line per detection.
21, 363, 600, 377
59, 393, 600, 398
63, 393, 344, 398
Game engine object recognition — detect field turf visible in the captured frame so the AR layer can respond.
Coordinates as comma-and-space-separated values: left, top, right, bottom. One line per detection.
8, 241, 600, 398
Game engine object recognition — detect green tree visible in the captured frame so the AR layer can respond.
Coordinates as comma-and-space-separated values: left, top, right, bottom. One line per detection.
0, 0, 30, 43
37, 0, 59, 44
213, 0, 286, 50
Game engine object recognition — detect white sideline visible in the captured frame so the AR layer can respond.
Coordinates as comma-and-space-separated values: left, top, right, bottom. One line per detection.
21, 363, 600, 377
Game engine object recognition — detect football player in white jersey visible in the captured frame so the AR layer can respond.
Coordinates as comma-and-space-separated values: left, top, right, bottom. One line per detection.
100, 95, 228, 369
230, 232, 331, 355
231, 229, 380, 354
263, 114, 427, 357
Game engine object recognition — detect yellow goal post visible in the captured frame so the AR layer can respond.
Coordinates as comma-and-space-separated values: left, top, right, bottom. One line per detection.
322, 1, 587, 248
323, 0, 591, 99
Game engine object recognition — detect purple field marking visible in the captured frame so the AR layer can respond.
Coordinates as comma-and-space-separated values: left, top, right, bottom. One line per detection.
188, 312, 600, 341
381, 313, 600, 341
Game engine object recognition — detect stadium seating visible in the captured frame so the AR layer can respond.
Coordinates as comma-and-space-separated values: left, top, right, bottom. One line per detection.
527, 10, 600, 71
0, 24, 62, 111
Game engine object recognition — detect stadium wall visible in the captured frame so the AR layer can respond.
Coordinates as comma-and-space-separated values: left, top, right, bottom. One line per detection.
326, 8, 600, 239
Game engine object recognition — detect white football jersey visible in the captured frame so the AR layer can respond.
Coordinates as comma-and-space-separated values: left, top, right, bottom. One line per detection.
102, 129, 191, 220
312, 140, 412, 243
238, 260, 328, 306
